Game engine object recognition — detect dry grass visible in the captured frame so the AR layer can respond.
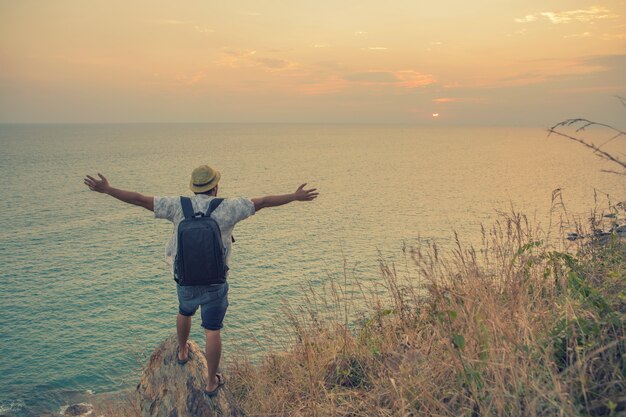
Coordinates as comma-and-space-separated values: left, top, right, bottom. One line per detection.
226, 207, 626, 416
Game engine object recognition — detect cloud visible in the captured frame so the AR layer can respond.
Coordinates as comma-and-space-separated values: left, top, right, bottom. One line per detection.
433, 97, 486, 103
222, 48, 258, 58
363, 47, 388, 50
173, 70, 207, 86
439, 55, 623, 90
194, 25, 214, 34
580, 53, 626, 67
563, 32, 592, 38
344, 72, 398, 83
515, 6, 620, 24
300, 77, 349, 95
216, 48, 297, 71
495, 56, 614, 87
394, 70, 436, 88
149, 19, 214, 36
216, 48, 257, 68
315, 60, 343, 69
254, 57, 296, 70
149, 19, 190, 25
515, 15, 538, 23
300, 69, 435, 95
342, 70, 435, 88
601, 32, 626, 40
313, 44, 330, 48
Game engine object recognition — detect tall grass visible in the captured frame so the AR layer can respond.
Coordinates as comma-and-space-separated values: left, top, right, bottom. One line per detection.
227, 205, 625, 416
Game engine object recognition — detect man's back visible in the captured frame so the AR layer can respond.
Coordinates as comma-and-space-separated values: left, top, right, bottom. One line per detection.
154, 195, 255, 273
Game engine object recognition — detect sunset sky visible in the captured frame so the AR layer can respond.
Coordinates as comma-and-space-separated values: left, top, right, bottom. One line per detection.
1, 0, 624, 125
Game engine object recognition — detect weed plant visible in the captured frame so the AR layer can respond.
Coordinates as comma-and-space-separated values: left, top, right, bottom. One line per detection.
227, 204, 625, 417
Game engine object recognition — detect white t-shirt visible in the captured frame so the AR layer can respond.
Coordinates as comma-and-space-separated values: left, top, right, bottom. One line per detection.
154, 195, 255, 274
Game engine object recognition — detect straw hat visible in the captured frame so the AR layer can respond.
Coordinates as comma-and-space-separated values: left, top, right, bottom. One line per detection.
189, 165, 221, 193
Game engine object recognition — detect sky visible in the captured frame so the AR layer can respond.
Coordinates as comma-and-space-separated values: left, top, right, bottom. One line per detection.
0, 0, 625, 125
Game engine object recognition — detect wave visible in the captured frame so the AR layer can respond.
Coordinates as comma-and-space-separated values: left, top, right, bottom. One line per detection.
0, 398, 26, 414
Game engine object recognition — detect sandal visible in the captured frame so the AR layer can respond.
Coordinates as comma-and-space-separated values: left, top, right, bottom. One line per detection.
203, 373, 225, 397
176, 343, 190, 365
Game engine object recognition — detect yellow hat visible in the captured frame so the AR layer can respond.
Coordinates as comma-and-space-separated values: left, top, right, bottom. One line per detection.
189, 165, 221, 193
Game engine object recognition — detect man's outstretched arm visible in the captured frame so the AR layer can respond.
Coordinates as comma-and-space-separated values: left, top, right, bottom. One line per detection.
251, 183, 318, 212
84, 173, 154, 212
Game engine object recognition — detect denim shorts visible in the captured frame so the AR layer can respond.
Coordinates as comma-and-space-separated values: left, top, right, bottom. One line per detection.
176, 282, 229, 331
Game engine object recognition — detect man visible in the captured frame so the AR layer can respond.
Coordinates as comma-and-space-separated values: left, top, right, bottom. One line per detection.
83, 165, 318, 396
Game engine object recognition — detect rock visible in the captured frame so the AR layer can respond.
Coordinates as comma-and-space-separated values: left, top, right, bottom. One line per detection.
63, 403, 94, 416
135, 335, 243, 417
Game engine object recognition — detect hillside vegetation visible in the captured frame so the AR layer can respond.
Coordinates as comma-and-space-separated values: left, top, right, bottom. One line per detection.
227, 205, 626, 416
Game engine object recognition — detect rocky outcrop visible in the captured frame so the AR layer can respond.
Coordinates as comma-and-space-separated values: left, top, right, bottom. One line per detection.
135, 335, 243, 417
63, 403, 94, 416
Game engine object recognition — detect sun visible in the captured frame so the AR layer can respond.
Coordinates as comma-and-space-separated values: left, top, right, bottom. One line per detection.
432, 113, 439, 118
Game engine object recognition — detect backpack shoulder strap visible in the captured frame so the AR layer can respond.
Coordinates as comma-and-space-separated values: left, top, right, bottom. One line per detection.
206, 198, 224, 217
206, 198, 235, 243
180, 197, 194, 219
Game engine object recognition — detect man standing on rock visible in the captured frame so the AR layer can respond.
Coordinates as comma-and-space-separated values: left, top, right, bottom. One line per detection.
84, 165, 318, 396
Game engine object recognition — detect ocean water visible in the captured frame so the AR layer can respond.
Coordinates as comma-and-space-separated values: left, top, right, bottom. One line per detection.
0, 124, 623, 416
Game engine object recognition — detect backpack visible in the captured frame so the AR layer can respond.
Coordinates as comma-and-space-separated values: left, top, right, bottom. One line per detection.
174, 197, 228, 286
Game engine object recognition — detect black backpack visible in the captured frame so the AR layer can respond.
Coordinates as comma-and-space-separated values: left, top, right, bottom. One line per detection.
174, 197, 228, 286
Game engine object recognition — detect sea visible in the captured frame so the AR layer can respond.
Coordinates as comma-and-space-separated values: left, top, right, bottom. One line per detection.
0, 123, 624, 416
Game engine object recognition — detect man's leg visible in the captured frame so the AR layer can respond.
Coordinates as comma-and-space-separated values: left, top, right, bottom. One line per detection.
205, 329, 222, 391
177, 313, 191, 361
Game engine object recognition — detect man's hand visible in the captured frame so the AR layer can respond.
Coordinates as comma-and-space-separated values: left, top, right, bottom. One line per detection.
84, 173, 111, 194
294, 183, 319, 201
83, 173, 154, 211
252, 183, 319, 211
